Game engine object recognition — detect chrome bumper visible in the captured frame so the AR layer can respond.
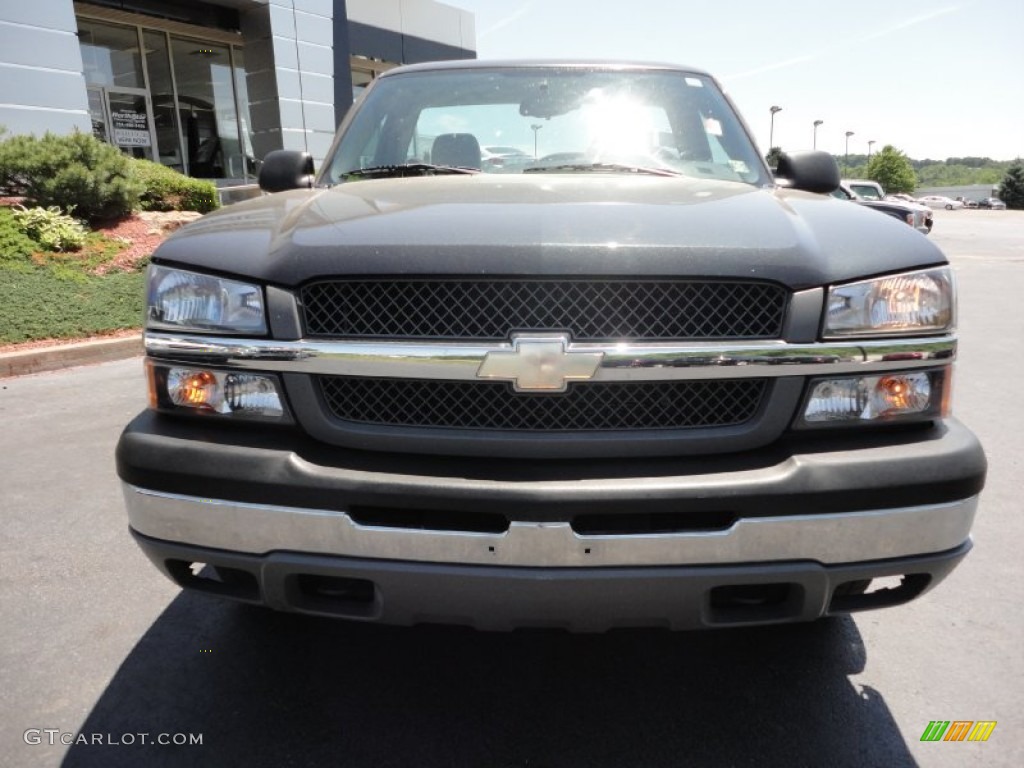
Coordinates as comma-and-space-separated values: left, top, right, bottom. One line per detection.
123, 484, 977, 568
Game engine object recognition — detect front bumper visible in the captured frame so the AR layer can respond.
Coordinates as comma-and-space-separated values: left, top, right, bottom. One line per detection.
124, 484, 978, 569
131, 531, 971, 631
117, 412, 985, 629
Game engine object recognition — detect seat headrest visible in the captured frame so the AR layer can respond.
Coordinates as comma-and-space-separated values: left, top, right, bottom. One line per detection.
431, 133, 482, 169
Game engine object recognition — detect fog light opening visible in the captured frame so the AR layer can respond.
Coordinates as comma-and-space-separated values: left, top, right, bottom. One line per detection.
300, 575, 375, 602
864, 575, 906, 594
829, 573, 931, 613
289, 575, 380, 619
708, 582, 803, 624
165, 559, 259, 600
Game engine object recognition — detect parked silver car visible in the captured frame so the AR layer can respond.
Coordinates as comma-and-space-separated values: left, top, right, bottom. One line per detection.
918, 195, 964, 210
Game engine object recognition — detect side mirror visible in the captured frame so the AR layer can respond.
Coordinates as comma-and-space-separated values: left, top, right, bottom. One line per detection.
258, 150, 315, 193
774, 151, 840, 194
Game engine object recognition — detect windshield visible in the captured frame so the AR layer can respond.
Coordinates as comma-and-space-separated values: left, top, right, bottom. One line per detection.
322, 67, 769, 186
849, 183, 883, 200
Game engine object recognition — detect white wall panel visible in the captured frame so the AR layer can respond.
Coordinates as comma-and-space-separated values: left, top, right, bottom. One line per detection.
400, 0, 463, 49
345, 0, 403, 34
0, 1, 89, 136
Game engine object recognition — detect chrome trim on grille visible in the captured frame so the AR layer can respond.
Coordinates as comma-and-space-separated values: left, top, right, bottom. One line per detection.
144, 332, 957, 382
124, 483, 977, 567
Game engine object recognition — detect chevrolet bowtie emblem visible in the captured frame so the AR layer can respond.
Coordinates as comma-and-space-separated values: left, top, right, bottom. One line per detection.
476, 335, 604, 392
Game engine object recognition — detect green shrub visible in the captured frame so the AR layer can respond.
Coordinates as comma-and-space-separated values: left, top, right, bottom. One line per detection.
131, 159, 219, 213
11, 205, 88, 252
0, 131, 143, 221
0, 207, 39, 270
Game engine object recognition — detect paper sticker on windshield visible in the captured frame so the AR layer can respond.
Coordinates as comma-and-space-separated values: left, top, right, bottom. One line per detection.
685, 77, 703, 87
704, 117, 723, 136
730, 160, 750, 174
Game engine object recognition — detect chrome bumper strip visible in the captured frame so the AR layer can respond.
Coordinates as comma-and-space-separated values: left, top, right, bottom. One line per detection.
124, 484, 977, 567
144, 332, 956, 382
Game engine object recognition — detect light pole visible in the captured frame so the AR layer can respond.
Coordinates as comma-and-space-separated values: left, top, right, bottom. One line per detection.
769, 106, 782, 150
844, 131, 855, 174
813, 119, 823, 150
531, 123, 543, 159
867, 140, 876, 160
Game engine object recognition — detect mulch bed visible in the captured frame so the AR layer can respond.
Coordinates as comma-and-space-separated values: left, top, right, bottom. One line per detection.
91, 210, 202, 274
2, 197, 201, 274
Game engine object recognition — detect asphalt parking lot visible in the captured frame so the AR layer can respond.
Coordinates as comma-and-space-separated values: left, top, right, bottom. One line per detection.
1, 209, 1022, 767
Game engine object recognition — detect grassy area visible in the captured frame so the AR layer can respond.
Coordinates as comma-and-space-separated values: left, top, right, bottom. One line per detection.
0, 208, 146, 345
0, 268, 145, 344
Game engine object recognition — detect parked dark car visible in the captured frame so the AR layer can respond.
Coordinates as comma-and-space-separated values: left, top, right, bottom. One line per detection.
832, 182, 931, 234
117, 60, 984, 632
976, 197, 1007, 210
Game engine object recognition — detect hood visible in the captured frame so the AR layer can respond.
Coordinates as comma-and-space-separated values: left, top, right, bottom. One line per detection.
153, 174, 947, 289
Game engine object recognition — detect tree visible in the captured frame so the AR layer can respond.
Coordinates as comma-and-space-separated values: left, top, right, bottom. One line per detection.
998, 161, 1024, 210
917, 162, 1004, 187
865, 145, 917, 194
765, 146, 782, 169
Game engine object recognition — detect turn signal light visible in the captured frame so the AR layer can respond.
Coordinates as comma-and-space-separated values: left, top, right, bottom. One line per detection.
170, 370, 218, 409
797, 368, 946, 428
145, 360, 289, 421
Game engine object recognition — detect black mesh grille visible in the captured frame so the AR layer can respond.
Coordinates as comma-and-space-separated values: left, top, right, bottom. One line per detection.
318, 377, 767, 432
300, 280, 787, 340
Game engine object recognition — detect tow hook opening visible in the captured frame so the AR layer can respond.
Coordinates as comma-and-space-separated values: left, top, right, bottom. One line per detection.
289, 574, 380, 619
708, 582, 803, 624
829, 573, 931, 613
165, 559, 259, 600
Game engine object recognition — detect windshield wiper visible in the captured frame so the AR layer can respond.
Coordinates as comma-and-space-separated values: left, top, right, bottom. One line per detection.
523, 162, 680, 177
342, 162, 480, 179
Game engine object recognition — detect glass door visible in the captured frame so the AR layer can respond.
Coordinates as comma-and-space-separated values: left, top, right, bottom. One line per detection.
104, 88, 157, 161
86, 87, 110, 143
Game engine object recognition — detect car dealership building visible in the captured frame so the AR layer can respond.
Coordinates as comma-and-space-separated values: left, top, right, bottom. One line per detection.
0, 0, 475, 183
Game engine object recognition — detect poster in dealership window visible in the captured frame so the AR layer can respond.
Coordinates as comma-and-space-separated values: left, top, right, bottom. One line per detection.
111, 108, 152, 147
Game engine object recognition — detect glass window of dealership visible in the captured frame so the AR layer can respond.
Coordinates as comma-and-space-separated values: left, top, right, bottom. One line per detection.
77, 14, 255, 180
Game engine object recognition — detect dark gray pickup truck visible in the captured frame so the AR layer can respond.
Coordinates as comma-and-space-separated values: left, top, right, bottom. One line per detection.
116, 60, 985, 631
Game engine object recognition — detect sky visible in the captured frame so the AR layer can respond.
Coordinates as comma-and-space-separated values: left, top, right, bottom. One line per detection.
449, 0, 1024, 161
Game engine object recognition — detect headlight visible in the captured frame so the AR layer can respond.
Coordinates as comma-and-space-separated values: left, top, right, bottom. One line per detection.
146, 361, 289, 421
146, 265, 266, 334
824, 266, 954, 338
